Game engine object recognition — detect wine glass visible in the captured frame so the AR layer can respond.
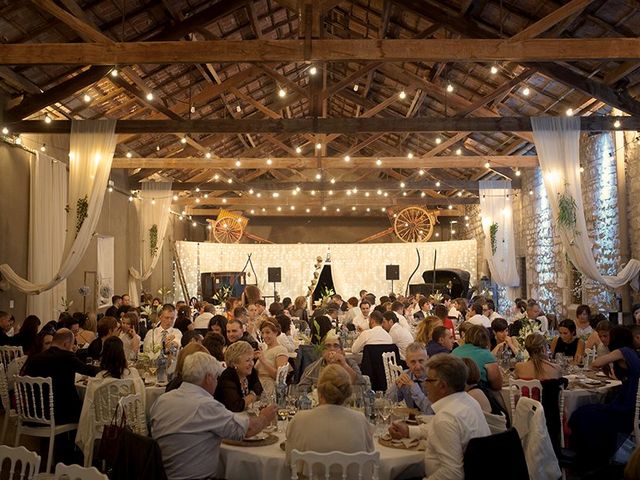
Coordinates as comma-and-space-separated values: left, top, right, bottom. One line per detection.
379, 398, 392, 427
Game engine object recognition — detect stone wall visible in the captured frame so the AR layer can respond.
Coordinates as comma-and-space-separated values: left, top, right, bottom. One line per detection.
625, 131, 640, 305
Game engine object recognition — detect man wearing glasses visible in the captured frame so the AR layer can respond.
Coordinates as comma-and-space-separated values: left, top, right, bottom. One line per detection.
299, 332, 364, 387
389, 355, 490, 480
387, 342, 433, 414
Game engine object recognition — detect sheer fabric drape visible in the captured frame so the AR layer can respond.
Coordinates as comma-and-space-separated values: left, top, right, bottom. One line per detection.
128, 181, 173, 307
479, 181, 520, 299
531, 116, 640, 289
0, 120, 117, 294
25, 153, 68, 321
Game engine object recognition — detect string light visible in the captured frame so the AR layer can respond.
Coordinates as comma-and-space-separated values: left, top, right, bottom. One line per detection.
108, 186, 113, 193
407, 152, 413, 159
249, 188, 254, 194
522, 87, 530, 96
365, 192, 370, 197
290, 206, 295, 211
195, 187, 200, 193
250, 209, 255, 214
236, 105, 242, 113
448, 204, 453, 210
204, 193, 209, 198
376, 159, 382, 166
456, 148, 462, 155
344, 155, 351, 162
515, 169, 521, 176
315, 143, 322, 150
328, 190, 334, 195
15, 135, 21, 145
235, 160, 241, 167
110, 68, 118, 77
205, 152, 212, 159
83, 93, 91, 103
277, 206, 282, 212
484, 161, 491, 169
222, 198, 227, 203
490, 65, 498, 75
44, 114, 52, 124
266, 158, 272, 165
296, 146, 302, 154
146, 92, 154, 101
446, 84, 454, 93
272, 192, 280, 198
400, 182, 406, 188
315, 172, 322, 180
352, 206, 356, 211
421, 192, 426, 197
366, 208, 370, 212
529, 190, 534, 195
336, 207, 340, 212
192, 221, 197, 227
195, 198, 200, 203
1, 127, 8, 135
322, 206, 327, 211
173, 194, 179, 201
309, 66, 317, 75
435, 137, 442, 145
213, 174, 219, 180
126, 152, 132, 158
306, 208, 311, 213
435, 181, 441, 187
180, 137, 187, 144
399, 90, 406, 99
381, 207, 386, 212
227, 179, 233, 184
330, 178, 336, 184
457, 191, 463, 197
278, 88, 286, 98
128, 196, 134, 202
151, 199, 156, 205
40, 144, 46, 152
566, 108, 574, 117
614, 120, 621, 129
353, 84, 359, 92
418, 169, 424, 176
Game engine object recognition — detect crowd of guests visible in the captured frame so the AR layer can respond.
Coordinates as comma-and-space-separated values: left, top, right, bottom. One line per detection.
3, 288, 640, 479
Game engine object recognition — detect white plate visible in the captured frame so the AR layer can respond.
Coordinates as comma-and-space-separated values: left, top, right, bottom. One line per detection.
244, 432, 269, 441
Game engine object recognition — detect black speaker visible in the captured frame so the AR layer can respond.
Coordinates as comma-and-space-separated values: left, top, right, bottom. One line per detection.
268, 267, 282, 283
386, 265, 400, 281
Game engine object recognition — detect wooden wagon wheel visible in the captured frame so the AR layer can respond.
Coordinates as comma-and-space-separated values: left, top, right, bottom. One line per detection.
393, 206, 436, 242
213, 217, 244, 243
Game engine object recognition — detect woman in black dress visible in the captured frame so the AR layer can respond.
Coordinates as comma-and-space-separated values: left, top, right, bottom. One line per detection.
551, 319, 585, 364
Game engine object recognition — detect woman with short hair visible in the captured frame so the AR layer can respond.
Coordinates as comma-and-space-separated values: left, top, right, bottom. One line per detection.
286, 364, 374, 474
214, 341, 263, 412
551, 319, 585, 364
87, 316, 119, 360
452, 325, 502, 390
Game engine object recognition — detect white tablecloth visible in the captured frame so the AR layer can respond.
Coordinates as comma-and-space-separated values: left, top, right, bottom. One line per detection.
219, 432, 424, 480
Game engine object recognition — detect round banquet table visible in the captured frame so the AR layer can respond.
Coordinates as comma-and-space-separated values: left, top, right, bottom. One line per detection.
219, 431, 424, 480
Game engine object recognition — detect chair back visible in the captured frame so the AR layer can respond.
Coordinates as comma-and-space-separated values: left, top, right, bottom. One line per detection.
117, 394, 147, 436
360, 344, 400, 391
634, 380, 640, 446
92, 379, 134, 428
0, 346, 23, 371
0, 367, 11, 411
290, 449, 380, 480
381, 351, 402, 393
276, 364, 289, 385
509, 379, 542, 417
54, 462, 108, 480
0, 445, 41, 480
540, 377, 568, 453
464, 428, 529, 480
14, 375, 54, 426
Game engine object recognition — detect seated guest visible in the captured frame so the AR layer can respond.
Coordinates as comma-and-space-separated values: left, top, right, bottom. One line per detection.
299, 332, 364, 387
75, 313, 96, 347
255, 320, 289, 396
143, 304, 182, 355
291, 296, 310, 325
413, 297, 431, 322
193, 303, 215, 330
214, 341, 263, 412
426, 326, 454, 357
415, 316, 442, 347
152, 352, 277, 480
490, 318, 519, 357
269, 302, 285, 317
7, 329, 54, 392
286, 364, 374, 473
234, 307, 251, 332
352, 300, 372, 332
514, 333, 562, 380
391, 301, 412, 331
202, 332, 225, 362
254, 299, 268, 322
466, 303, 491, 328
575, 304, 593, 340
340, 297, 359, 328
350, 311, 393, 355
457, 321, 472, 345
87, 316, 119, 360
207, 314, 228, 341
389, 355, 490, 479
174, 305, 193, 334
119, 312, 141, 361
461, 357, 492, 414
586, 319, 611, 356
452, 325, 502, 391
570, 327, 640, 469
23, 329, 99, 424
382, 311, 414, 360
166, 342, 210, 392
482, 299, 503, 322
310, 305, 337, 344
226, 318, 259, 350
0, 311, 20, 346
434, 304, 456, 338
95, 337, 143, 382
551, 319, 585, 364
388, 342, 432, 414
275, 314, 296, 353
12, 315, 41, 354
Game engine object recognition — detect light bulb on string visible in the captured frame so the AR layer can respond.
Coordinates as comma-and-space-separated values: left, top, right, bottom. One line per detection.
399, 90, 406, 99
126, 152, 132, 158
110, 68, 119, 77
309, 66, 317, 75
490, 65, 498, 75
44, 114, 52, 124
146, 92, 154, 101
522, 87, 530, 96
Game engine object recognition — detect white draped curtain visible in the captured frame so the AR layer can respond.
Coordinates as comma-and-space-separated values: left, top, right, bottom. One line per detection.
479, 181, 520, 298
531, 116, 640, 289
25, 152, 68, 321
0, 120, 117, 294
128, 181, 173, 307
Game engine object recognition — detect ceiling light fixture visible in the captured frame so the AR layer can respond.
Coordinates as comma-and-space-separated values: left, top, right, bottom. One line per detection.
315, 143, 322, 150
296, 146, 302, 154
344, 155, 351, 162
278, 88, 286, 98
83, 93, 91, 103
522, 87, 530, 96
146, 92, 154, 101
446, 84, 454, 93
376, 159, 382, 166
399, 90, 406, 99
309, 66, 317, 75
490, 65, 498, 75
44, 114, 52, 124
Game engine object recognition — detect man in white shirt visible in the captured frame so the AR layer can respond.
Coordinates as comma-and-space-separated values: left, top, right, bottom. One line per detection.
352, 300, 372, 332
350, 311, 393, 354
482, 299, 504, 323
151, 352, 276, 479
382, 311, 414, 360
193, 303, 215, 330
467, 303, 491, 328
527, 303, 549, 333
143, 304, 182, 354
391, 301, 412, 331
389, 355, 490, 480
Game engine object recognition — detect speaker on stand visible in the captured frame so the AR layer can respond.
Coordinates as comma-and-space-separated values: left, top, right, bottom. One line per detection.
268, 267, 282, 302
386, 265, 400, 294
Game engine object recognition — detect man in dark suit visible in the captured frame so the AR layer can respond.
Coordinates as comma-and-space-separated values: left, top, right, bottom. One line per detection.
413, 297, 432, 322
23, 328, 99, 425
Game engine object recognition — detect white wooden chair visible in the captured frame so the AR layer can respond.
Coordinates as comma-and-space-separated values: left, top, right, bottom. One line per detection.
290, 449, 380, 480
633, 381, 640, 446
0, 366, 18, 444
0, 346, 23, 371
84, 379, 134, 467
509, 379, 543, 418
54, 462, 108, 480
0, 445, 41, 480
381, 352, 402, 393
117, 393, 147, 436
14, 375, 78, 473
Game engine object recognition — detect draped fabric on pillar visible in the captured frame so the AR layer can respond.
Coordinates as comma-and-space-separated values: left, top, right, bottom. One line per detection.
531, 116, 640, 290
479, 181, 520, 299
128, 181, 173, 307
25, 153, 68, 321
0, 120, 117, 295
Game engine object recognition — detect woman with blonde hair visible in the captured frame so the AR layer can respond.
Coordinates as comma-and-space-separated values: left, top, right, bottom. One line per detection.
415, 316, 442, 346
514, 333, 562, 380
165, 342, 210, 392
215, 340, 263, 412
286, 364, 374, 473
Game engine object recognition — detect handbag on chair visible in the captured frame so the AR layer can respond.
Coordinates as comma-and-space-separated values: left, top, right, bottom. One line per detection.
98, 406, 129, 466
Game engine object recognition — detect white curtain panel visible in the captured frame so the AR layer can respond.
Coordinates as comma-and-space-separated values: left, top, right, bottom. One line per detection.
97, 235, 114, 308
26, 152, 68, 322
531, 116, 640, 289
0, 120, 117, 294
128, 181, 173, 307
479, 181, 520, 297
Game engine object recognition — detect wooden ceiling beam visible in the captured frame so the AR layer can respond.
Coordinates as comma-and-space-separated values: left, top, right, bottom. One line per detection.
3, 38, 640, 65
9, 116, 635, 134
113, 155, 538, 170
177, 196, 478, 207
186, 206, 465, 217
